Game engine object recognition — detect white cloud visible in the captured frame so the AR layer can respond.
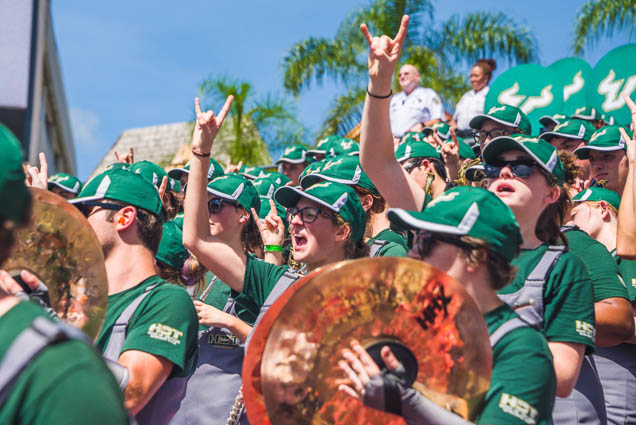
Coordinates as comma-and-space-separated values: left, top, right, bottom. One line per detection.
70, 107, 102, 147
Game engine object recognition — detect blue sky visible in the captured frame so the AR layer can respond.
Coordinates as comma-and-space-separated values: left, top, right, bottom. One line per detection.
51, 0, 631, 180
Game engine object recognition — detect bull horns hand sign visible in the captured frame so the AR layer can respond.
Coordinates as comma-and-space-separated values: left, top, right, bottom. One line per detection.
192, 96, 233, 154
360, 15, 409, 80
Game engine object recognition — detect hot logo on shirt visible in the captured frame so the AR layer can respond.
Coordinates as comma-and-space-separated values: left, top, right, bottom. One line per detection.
498, 393, 538, 424
148, 323, 183, 345
209, 333, 240, 348
575, 320, 595, 340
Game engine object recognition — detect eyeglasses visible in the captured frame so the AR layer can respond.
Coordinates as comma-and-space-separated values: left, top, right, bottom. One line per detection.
412, 230, 475, 258
77, 201, 124, 218
286, 206, 334, 223
208, 198, 240, 214
474, 128, 516, 144
484, 159, 541, 179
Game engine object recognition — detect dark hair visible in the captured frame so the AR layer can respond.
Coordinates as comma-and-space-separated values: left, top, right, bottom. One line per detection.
156, 259, 182, 284
457, 236, 516, 291
353, 185, 386, 239
404, 157, 448, 181
534, 157, 571, 246
103, 200, 163, 255
163, 190, 184, 220
333, 214, 370, 259
244, 212, 264, 254
475, 59, 497, 83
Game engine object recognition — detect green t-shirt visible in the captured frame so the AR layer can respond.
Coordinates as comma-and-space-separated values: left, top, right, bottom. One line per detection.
611, 249, 636, 302
96, 276, 198, 378
564, 230, 629, 302
0, 301, 129, 425
499, 246, 596, 351
200, 271, 257, 330
478, 304, 556, 425
368, 228, 408, 257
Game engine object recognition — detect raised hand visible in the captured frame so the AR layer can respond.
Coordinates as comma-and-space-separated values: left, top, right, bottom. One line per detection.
621, 93, 636, 163
440, 128, 461, 181
157, 176, 169, 202
114, 146, 134, 164
251, 199, 285, 246
25, 152, 49, 190
360, 15, 409, 82
193, 96, 233, 154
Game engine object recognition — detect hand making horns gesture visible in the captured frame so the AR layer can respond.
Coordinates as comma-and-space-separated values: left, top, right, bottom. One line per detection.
360, 15, 409, 82
192, 96, 233, 154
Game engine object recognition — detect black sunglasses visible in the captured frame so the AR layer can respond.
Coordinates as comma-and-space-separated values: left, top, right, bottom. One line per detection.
484, 159, 541, 179
77, 201, 123, 218
208, 198, 240, 214
412, 230, 475, 258
474, 128, 516, 144
286, 206, 334, 223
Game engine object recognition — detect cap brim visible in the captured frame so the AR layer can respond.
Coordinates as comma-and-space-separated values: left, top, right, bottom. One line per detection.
482, 136, 551, 176
274, 186, 336, 212
540, 131, 581, 142
573, 144, 624, 159
168, 168, 188, 179
276, 158, 306, 165
387, 208, 467, 235
239, 172, 258, 180
68, 194, 106, 205
48, 181, 79, 194
299, 173, 323, 189
206, 186, 237, 201
469, 114, 515, 130
538, 116, 558, 126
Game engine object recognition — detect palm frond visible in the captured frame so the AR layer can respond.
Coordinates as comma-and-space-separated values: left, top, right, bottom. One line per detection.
435, 12, 538, 68
250, 94, 308, 151
572, 0, 636, 54
319, 87, 367, 138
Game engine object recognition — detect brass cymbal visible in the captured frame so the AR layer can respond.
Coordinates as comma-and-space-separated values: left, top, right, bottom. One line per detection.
243, 257, 492, 425
5, 188, 108, 340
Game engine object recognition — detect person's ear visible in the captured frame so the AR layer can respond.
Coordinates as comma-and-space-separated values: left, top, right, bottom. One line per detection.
115, 206, 137, 231
598, 201, 612, 221
545, 185, 561, 205
359, 194, 374, 212
465, 248, 487, 273
237, 210, 250, 224
334, 223, 351, 243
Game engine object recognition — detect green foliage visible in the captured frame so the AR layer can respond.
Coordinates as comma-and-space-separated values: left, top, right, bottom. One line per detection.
200, 76, 305, 164
572, 0, 636, 55
282, 0, 540, 137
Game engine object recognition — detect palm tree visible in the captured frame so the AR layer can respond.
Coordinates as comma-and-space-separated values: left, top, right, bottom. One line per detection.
200, 76, 307, 164
572, 0, 636, 55
282, 0, 538, 137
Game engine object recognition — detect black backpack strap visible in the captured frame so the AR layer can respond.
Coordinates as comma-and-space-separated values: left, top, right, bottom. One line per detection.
0, 316, 88, 406
489, 317, 530, 348
103, 283, 160, 362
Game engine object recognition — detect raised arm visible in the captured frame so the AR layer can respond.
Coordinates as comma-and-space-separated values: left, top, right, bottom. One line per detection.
182, 97, 250, 292
617, 93, 636, 259
358, 16, 428, 211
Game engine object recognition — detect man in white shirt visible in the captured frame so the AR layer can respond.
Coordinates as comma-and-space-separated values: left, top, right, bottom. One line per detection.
389, 64, 443, 139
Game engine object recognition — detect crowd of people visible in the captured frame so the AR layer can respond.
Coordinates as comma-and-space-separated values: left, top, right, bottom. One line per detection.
1, 13, 635, 425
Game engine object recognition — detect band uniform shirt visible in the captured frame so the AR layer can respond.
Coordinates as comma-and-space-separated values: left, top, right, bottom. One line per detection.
479, 304, 556, 425
498, 246, 596, 352
453, 86, 490, 130
0, 301, 129, 425
389, 87, 444, 138
611, 249, 636, 301
96, 275, 198, 379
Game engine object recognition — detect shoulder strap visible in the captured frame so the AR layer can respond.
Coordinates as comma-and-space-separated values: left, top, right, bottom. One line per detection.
103, 283, 160, 361
0, 316, 87, 406
489, 317, 529, 348
560, 224, 580, 233
369, 240, 388, 258
525, 245, 566, 284
262, 269, 298, 307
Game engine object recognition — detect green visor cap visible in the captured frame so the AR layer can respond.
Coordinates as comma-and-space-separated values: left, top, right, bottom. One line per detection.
300, 155, 379, 196
299, 160, 326, 181
155, 220, 189, 270
327, 138, 360, 158
465, 163, 485, 182
539, 114, 567, 127
130, 160, 168, 189
253, 173, 290, 198
400, 131, 425, 144
239, 165, 267, 180
259, 197, 289, 232
423, 122, 452, 140
395, 139, 441, 162
104, 162, 131, 172
0, 124, 30, 222
482, 134, 565, 185
276, 144, 308, 164
574, 125, 632, 159
70, 168, 163, 217
387, 186, 522, 261
48, 173, 83, 195
572, 187, 621, 211
541, 119, 595, 143
168, 158, 225, 181
307, 135, 339, 156
274, 181, 366, 243
571, 106, 599, 121
207, 174, 260, 214
469, 104, 532, 135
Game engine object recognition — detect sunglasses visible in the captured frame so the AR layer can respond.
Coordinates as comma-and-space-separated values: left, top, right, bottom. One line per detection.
208, 198, 240, 214
412, 230, 475, 258
484, 159, 541, 179
286, 206, 334, 224
77, 201, 123, 218
474, 128, 516, 144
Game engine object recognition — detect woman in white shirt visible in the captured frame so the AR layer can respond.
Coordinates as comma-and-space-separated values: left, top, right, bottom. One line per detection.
453, 59, 496, 135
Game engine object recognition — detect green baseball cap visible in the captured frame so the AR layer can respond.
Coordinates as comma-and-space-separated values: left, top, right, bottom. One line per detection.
48, 173, 83, 195
130, 160, 168, 189
307, 135, 339, 157
299, 159, 326, 182
253, 173, 291, 199
571, 105, 599, 121
400, 131, 425, 144
395, 139, 441, 162
326, 138, 360, 158
423, 122, 452, 140
541, 119, 596, 143
482, 134, 565, 185
70, 168, 163, 217
440, 138, 476, 160
539, 114, 567, 128
465, 163, 486, 182
276, 144, 308, 164
168, 158, 225, 181
274, 181, 366, 243
239, 165, 267, 180
574, 125, 632, 160
387, 186, 522, 261
572, 187, 621, 211
207, 174, 260, 214
600, 113, 616, 126
155, 219, 189, 270
299, 155, 379, 196
104, 162, 131, 172
0, 123, 30, 222
469, 105, 532, 135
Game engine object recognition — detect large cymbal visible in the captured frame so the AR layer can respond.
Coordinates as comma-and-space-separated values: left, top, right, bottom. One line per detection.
5, 188, 108, 340
243, 257, 492, 425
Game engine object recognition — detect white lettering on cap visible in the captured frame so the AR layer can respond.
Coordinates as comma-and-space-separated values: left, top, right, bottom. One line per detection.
95, 175, 111, 197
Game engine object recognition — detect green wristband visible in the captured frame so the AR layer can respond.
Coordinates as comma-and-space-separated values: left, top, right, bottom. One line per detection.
264, 244, 283, 252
